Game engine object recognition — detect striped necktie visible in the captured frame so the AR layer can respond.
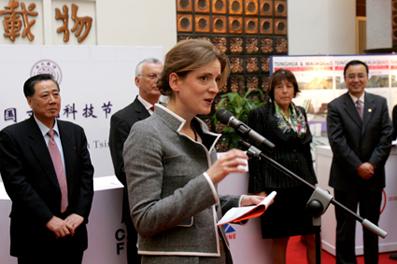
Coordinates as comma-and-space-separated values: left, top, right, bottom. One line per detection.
355, 99, 363, 120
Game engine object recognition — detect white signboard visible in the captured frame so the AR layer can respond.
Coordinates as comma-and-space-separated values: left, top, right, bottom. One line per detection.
271, 55, 397, 137
0, 45, 163, 178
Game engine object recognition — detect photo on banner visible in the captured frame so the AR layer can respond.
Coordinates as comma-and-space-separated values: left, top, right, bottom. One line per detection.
271, 54, 397, 138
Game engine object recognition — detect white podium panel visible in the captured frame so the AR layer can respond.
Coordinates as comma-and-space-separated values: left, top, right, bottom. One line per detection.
315, 145, 397, 255
218, 172, 272, 264
0, 189, 14, 264
0, 174, 272, 263
83, 176, 127, 264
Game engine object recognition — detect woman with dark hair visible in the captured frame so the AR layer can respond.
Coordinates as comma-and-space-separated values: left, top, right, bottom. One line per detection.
123, 39, 263, 264
248, 69, 318, 264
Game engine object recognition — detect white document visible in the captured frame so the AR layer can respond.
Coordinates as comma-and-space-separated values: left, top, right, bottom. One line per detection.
217, 191, 277, 225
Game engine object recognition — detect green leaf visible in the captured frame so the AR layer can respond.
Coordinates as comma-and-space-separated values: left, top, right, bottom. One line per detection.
213, 89, 266, 149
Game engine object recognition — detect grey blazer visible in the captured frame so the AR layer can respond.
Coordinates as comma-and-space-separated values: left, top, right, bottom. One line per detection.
123, 104, 239, 263
109, 97, 150, 222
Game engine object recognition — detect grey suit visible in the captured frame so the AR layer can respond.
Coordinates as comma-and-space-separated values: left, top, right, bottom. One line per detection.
327, 92, 392, 264
123, 104, 239, 264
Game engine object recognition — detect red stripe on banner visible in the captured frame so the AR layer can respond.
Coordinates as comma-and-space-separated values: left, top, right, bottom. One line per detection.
368, 65, 389, 70
274, 66, 333, 72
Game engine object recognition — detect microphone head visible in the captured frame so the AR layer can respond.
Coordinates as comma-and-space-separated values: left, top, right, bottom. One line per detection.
216, 109, 233, 125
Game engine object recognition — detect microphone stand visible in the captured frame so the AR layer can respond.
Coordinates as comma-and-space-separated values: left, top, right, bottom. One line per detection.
241, 141, 387, 264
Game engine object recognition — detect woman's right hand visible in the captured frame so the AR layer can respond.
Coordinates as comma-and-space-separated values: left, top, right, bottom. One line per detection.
206, 149, 248, 184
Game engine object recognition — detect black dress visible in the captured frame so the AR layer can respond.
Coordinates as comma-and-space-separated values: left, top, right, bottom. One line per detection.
247, 102, 318, 238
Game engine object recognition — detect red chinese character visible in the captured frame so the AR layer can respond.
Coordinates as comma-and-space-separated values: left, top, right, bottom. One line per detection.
55, 5, 69, 42
0, 0, 38, 42
71, 4, 92, 43
55, 4, 92, 43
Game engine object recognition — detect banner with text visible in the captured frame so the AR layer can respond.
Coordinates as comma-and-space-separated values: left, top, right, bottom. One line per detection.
0, 45, 163, 178
271, 54, 397, 136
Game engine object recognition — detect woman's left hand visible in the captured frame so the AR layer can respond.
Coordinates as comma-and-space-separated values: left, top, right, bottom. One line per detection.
240, 194, 265, 206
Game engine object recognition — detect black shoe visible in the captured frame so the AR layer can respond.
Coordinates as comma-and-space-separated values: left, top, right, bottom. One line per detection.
390, 253, 397, 260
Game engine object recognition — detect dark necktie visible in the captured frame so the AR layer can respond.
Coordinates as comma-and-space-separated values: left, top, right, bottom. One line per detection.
355, 100, 363, 120
47, 129, 68, 212
150, 105, 155, 112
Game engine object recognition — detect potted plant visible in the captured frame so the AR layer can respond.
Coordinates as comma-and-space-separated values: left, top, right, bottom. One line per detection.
212, 89, 266, 151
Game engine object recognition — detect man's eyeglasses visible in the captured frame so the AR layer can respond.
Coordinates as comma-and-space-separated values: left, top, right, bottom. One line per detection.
139, 73, 160, 80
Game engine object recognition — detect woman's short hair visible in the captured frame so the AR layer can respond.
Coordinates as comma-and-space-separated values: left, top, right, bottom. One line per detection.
158, 39, 230, 96
268, 69, 300, 101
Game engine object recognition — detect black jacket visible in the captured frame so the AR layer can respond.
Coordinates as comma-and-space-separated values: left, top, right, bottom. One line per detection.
0, 117, 94, 256
327, 92, 392, 191
247, 102, 317, 192
392, 104, 397, 140
108, 96, 150, 221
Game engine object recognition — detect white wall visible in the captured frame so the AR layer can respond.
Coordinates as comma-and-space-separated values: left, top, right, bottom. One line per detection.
366, 0, 392, 50
97, 0, 358, 56
0, 0, 177, 51
0, 0, 360, 57
288, 0, 356, 55
96, 0, 177, 51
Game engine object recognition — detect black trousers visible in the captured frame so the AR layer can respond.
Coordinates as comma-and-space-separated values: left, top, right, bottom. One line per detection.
334, 188, 382, 264
18, 250, 83, 264
125, 214, 140, 264
17, 223, 85, 264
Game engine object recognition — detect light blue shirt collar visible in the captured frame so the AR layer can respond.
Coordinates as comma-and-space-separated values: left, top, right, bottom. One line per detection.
33, 115, 60, 138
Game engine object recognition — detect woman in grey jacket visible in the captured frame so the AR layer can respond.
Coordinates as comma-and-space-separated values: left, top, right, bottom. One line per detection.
123, 39, 263, 264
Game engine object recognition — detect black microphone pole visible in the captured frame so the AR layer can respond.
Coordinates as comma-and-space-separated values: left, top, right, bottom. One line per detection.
241, 140, 388, 264
216, 109, 275, 149
216, 109, 387, 234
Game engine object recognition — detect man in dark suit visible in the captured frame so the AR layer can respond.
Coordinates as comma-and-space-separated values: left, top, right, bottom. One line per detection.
391, 104, 397, 261
109, 58, 162, 263
327, 60, 392, 264
392, 104, 397, 140
0, 74, 94, 264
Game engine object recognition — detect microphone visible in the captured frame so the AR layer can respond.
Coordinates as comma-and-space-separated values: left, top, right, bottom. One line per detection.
216, 109, 275, 149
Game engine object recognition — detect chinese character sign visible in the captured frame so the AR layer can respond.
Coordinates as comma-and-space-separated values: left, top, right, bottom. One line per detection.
0, 1, 38, 42
0, 46, 164, 177
0, 1, 94, 44
55, 3, 92, 43
4, 107, 17, 122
